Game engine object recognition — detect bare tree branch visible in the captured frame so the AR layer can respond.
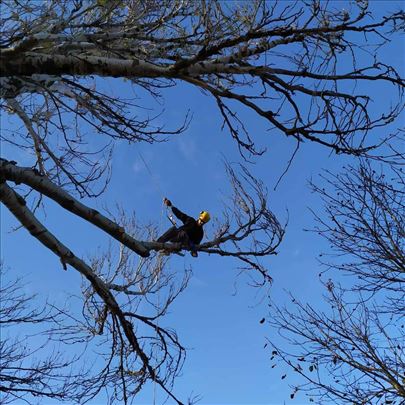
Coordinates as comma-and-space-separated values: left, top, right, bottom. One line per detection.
1, 0, 403, 173
310, 161, 405, 309
0, 159, 284, 284
0, 158, 150, 257
266, 163, 405, 403
0, 181, 185, 404
0, 266, 96, 404
267, 284, 405, 404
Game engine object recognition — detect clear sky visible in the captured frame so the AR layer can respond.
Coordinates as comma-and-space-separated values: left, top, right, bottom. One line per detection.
1, 1, 404, 404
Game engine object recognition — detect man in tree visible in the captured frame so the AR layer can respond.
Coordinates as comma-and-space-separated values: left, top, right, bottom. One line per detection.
158, 198, 210, 257
1, 1, 403, 403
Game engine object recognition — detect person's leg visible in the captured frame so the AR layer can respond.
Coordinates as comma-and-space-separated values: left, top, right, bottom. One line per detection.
157, 226, 178, 243
175, 231, 198, 257
190, 242, 198, 257
173, 230, 189, 244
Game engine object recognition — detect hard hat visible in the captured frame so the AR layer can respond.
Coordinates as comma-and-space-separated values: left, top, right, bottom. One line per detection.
198, 211, 210, 224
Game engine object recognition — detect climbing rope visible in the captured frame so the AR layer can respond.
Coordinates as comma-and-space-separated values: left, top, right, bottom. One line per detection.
137, 150, 178, 229
137, 151, 165, 198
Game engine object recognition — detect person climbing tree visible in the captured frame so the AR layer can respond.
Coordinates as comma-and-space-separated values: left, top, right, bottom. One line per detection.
157, 198, 210, 257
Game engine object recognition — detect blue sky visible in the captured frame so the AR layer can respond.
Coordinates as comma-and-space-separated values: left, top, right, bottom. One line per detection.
1, 1, 404, 404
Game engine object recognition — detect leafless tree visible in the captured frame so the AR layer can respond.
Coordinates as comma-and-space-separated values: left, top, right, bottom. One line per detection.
1, 0, 404, 402
0, 228, 191, 405
0, 266, 98, 404
66, 230, 192, 404
311, 161, 405, 311
0, 158, 283, 403
1, 0, 404, 192
266, 162, 405, 404
267, 284, 405, 404
0, 252, 191, 405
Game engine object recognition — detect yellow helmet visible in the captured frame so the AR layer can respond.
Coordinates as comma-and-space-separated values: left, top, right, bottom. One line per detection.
198, 211, 211, 224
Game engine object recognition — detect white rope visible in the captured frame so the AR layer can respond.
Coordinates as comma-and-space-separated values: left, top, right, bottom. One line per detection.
137, 151, 165, 198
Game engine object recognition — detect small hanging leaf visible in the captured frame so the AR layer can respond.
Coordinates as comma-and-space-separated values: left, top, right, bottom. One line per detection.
260, 318, 265, 324
309, 365, 314, 372
281, 374, 287, 379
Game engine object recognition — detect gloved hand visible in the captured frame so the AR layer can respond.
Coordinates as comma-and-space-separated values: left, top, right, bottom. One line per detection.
163, 198, 172, 207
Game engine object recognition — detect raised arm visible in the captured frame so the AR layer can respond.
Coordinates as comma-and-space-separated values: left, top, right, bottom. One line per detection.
171, 206, 194, 225
164, 198, 194, 225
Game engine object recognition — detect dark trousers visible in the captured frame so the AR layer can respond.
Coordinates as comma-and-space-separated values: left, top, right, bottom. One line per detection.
157, 226, 196, 252
157, 226, 189, 244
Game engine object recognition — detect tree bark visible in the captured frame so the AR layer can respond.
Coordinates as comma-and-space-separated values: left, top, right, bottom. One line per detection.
0, 159, 150, 257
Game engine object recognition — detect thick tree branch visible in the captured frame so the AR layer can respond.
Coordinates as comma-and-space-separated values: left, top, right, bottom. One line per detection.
0, 158, 149, 257
0, 180, 184, 404
1, 0, 403, 161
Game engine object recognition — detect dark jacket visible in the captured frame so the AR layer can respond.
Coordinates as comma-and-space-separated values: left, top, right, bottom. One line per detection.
172, 206, 204, 245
